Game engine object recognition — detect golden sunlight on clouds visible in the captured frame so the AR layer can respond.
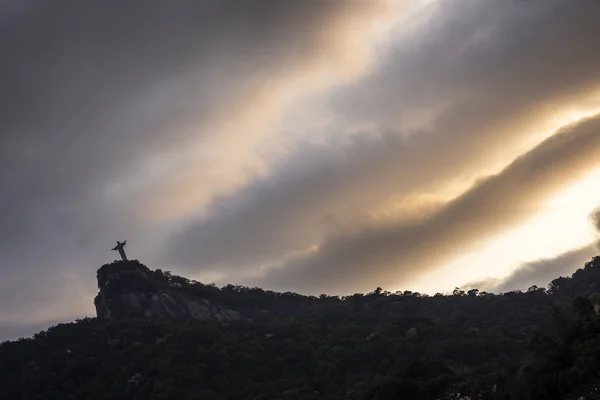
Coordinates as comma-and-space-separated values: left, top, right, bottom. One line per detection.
5, 0, 600, 342
367, 193, 446, 223
398, 101, 600, 295
409, 167, 600, 294
138, 2, 600, 232
417, 98, 600, 215
538, 92, 600, 142
134, 1, 405, 224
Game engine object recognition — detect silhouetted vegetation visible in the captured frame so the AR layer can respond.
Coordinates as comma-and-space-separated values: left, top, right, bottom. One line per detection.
2, 256, 600, 399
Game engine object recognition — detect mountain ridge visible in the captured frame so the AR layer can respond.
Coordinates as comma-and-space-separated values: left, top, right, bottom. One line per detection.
94, 260, 242, 323
2, 255, 600, 399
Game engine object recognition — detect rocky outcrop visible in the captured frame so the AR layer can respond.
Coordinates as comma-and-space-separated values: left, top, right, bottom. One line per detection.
94, 260, 241, 323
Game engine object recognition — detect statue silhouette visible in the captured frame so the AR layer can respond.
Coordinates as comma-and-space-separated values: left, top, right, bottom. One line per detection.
111, 240, 128, 261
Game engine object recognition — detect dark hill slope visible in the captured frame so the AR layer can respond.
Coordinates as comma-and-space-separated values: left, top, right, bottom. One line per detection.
1, 256, 600, 400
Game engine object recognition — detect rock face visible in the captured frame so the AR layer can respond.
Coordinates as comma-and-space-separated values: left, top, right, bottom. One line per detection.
94, 260, 241, 323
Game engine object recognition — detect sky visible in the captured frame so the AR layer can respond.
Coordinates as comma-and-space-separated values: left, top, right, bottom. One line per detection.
2, 0, 600, 341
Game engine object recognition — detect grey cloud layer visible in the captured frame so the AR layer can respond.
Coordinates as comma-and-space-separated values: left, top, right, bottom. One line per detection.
0, 0, 390, 334
1, 0, 388, 236
164, 0, 600, 282
3, 0, 600, 340
251, 115, 600, 294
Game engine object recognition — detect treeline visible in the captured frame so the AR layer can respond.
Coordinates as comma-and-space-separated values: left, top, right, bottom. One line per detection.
95, 257, 600, 317
0, 256, 599, 399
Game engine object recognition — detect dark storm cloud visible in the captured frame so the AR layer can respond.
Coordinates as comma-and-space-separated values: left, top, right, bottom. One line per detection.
163, 0, 600, 281
250, 115, 600, 295
0, 0, 392, 337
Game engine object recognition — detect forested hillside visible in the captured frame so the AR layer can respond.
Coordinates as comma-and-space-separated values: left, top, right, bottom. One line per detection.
2, 256, 600, 399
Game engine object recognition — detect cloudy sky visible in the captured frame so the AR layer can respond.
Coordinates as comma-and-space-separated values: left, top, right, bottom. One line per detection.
2, 0, 600, 340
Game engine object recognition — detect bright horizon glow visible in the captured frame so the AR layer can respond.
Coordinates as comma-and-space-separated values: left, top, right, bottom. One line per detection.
407, 167, 600, 294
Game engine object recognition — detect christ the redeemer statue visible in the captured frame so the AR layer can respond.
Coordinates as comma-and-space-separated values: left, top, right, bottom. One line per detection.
111, 240, 128, 261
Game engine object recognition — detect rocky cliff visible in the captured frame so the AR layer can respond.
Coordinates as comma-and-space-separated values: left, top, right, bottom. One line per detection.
94, 260, 242, 322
